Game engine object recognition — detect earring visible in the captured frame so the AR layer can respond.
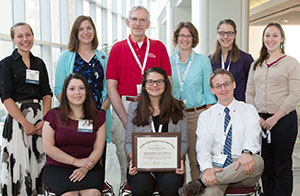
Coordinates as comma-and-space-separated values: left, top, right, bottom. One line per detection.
280, 42, 283, 49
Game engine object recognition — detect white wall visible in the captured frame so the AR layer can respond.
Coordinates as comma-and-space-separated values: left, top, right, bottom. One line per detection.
249, 25, 264, 59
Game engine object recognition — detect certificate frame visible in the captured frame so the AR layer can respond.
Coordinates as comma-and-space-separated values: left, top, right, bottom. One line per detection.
132, 132, 181, 172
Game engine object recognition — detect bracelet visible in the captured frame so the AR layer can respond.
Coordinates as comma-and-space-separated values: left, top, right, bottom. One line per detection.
72, 158, 76, 165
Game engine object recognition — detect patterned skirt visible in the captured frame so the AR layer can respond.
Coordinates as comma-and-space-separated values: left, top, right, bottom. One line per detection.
0, 100, 45, 196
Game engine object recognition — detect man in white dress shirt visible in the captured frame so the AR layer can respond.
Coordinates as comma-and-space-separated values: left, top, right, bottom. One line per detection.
180, 68, 264, 196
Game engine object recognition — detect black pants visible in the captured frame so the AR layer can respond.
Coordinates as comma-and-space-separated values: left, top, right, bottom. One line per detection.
127, 171, 184, 196
260, 111, 298, 196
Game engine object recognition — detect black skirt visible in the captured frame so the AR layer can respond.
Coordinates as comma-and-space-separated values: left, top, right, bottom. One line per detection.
42, 163, 104, 195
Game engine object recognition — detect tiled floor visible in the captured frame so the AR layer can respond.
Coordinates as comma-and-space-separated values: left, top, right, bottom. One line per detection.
106, 134, 300, 196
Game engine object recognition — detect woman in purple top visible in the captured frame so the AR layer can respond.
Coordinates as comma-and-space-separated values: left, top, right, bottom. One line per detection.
42, 73, 106, 196
210, 19, 253, 101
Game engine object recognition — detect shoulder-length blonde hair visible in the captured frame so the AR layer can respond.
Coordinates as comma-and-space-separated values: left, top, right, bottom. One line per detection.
68, 15, 99, 52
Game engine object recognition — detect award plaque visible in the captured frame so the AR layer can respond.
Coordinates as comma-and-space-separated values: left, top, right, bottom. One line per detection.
132, 132, 181, 172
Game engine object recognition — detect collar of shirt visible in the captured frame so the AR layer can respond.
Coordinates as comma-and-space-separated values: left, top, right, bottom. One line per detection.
219, 49, 231, 63
216, 99, 238, 117
12, 48, 34, 61
175, 50, 193, 67
128, 34, 148, 46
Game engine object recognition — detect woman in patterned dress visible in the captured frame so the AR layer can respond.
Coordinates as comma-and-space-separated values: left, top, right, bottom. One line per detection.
0, 22, 52, 195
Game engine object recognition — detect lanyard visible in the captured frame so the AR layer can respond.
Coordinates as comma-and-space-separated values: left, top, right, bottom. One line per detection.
151, 121, 162, 133
127, 37, 150, 75
176, 51, 194, 93
221, 56, 231, 71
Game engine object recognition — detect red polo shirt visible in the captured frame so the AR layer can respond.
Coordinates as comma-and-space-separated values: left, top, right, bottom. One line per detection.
106, 35, 171, 96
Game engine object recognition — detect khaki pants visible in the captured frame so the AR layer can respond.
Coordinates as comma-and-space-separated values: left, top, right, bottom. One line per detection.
202, 155, 264, 196
111, 97, 131, 183
186, 108, 206, 180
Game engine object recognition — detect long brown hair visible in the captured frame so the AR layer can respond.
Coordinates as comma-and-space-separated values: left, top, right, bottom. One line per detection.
68, 15, 99, 52
210, 19, 240, 64
60, 73, 98, 126
132, 67, 185, 126
253, 23, 286, 70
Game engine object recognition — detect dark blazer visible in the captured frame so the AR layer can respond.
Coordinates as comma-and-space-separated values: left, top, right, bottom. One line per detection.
125, 102, 188, 157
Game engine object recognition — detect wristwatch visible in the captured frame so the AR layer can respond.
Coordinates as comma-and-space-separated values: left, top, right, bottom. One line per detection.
242, 149, 253, 155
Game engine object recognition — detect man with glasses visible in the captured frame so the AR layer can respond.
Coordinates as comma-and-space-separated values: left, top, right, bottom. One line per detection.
180, 69, 264, 196
106, 5, 171, 185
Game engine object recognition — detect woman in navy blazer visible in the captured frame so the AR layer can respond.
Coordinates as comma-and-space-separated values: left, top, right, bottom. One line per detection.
125, 67, 188, 196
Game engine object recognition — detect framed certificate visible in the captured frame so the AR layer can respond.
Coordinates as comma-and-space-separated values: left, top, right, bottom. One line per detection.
132, 132, 181, 172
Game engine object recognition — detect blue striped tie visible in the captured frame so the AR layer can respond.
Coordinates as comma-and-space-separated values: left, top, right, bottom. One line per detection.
223, 107, 232, 167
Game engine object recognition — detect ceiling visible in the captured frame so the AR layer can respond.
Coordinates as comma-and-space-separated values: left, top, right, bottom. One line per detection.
250, 0, 300, 26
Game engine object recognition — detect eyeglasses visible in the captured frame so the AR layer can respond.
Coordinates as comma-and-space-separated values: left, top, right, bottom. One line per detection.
145, 79, 165, 86
213, 81, 233, 90
218, 31, 235, 37
130, 17, 148, 23
178, 34, 193, 39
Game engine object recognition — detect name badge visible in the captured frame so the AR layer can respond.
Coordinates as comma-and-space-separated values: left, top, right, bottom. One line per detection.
26, 69, 39, 84
212, 154, 227, 168
137, 84, 142, 96
78, 120, 93, 133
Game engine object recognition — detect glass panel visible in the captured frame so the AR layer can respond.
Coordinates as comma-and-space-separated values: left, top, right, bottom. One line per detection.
117, 15, 122, 41
96, 7, 102, 49
107, 10, 112, 45
0, 40, 13, 58
51, 0, 61, 43
69, 0, 76, 29
0, 0, 12, 35
52, 47, 62, 83
26, 0, 40, 40
83, 0, 90, 16
52, 47, 63, 107
31, 44, 41, 58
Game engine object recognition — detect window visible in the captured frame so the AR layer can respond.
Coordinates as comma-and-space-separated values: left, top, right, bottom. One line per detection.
0, 40, 13, 58
26, 0, 40, 40
0, 0, 12, 35
96, 7, 102, 49
51, 0, 61, 43
83, 0, 90, 16
69, 0, 76, 29
31, 44, 41, 58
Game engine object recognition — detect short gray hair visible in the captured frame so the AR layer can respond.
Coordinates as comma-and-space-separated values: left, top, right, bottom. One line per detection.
128, 5, 150, 20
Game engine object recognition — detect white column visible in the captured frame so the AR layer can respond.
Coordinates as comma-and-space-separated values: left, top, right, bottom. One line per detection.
166, 1, 174, 54
191, 0, 250, 55
241, 0, 250, 52
192, 0, 209, 55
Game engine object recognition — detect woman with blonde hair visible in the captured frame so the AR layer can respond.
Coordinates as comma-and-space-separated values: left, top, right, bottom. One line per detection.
0, 22, 52, 195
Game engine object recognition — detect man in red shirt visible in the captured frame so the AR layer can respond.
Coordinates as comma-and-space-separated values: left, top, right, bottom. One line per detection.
106, 5, 171, 184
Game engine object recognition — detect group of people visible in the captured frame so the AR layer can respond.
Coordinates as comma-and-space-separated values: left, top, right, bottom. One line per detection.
0, 5, 299, 196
